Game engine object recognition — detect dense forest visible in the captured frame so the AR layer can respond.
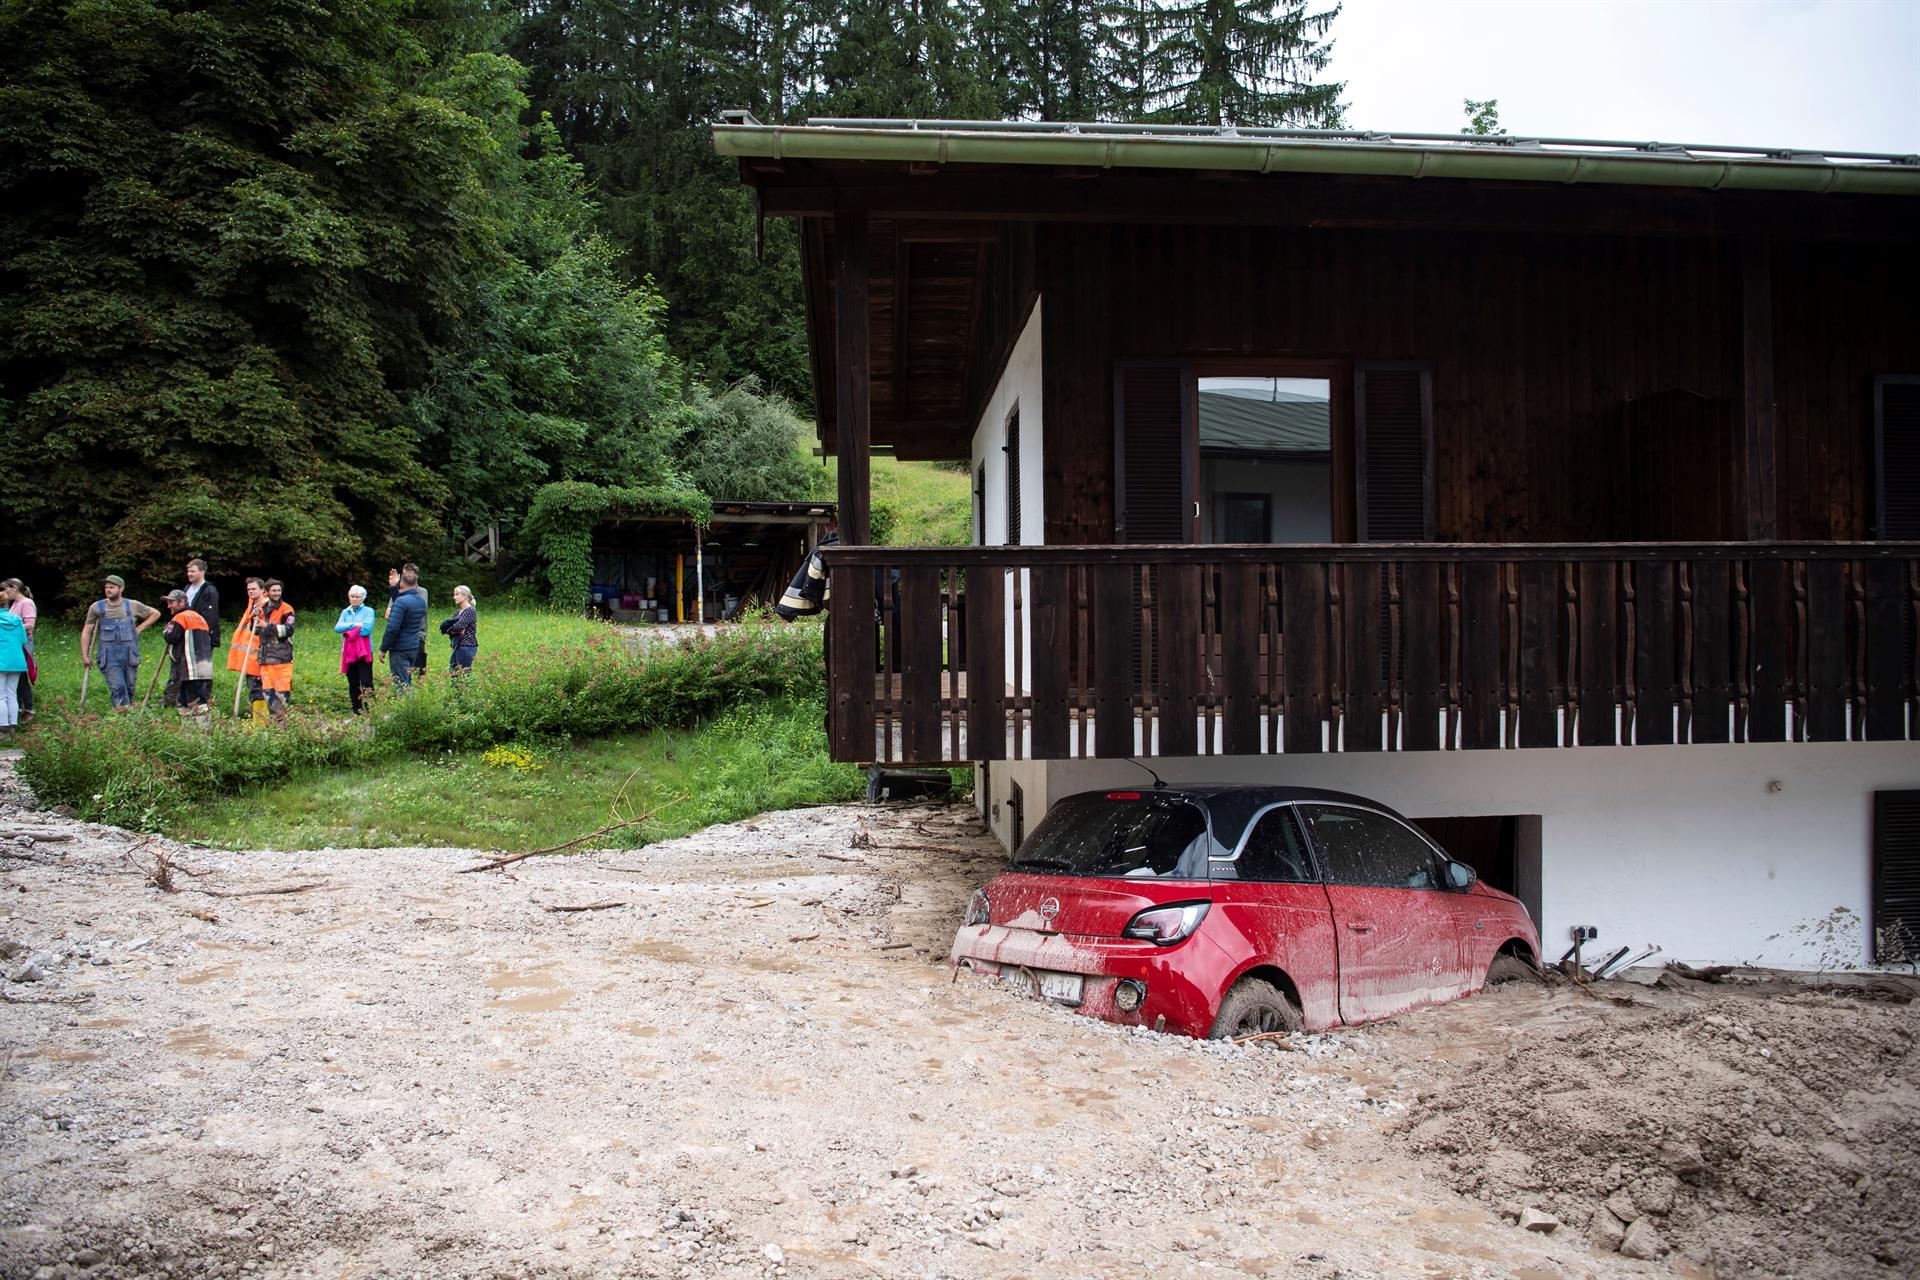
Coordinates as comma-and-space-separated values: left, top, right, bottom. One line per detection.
0, 0, 1344, 602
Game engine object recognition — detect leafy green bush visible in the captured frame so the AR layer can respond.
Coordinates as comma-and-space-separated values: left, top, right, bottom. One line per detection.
18, 621, 827, 830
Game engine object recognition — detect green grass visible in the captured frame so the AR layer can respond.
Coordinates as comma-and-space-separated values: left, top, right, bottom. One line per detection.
871, 458, 972, 546
22, 605, 603, 718
170, 701, 865, 852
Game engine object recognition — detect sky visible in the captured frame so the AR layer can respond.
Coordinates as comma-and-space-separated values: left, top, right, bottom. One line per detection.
1329, 0, 1919, 154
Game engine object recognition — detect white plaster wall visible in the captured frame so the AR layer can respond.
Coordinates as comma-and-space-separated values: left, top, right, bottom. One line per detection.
968, 300, 1044, 701
984, 742, 1920, 971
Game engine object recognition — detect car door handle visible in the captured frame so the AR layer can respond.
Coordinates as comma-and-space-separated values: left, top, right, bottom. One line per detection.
1345, 920, 1375, 933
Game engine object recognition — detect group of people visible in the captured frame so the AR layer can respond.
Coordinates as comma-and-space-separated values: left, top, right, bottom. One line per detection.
0, 559, 482, 733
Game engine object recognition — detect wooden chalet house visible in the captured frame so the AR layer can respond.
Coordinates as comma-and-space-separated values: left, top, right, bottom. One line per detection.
714, 116, 1920, 968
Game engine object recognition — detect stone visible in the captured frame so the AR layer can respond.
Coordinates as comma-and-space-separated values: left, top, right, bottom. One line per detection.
8, 961, 48, 984
1604, 1191, 1640, 1223
1620, 1220, 1670, 1261
1659, 1140, 1707, 1178
1587, 1209, 1628, 1253
1518, 1208, 1559, 1234
761, 1244, 785, 1265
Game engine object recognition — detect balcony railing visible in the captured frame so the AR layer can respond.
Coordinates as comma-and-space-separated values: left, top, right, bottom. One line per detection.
820, 542, 1920, 765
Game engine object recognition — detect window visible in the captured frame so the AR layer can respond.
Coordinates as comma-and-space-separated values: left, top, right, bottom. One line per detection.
1009, 793, 1209, 880
974, 463, 986, 545
1299, 804, 1442, 890
1874, 791, 1920, 963
1213, 807, 1316, 883
1874, 376, 1920, 540
1004, 408, 1022, 545
1196, 375, 1331, 543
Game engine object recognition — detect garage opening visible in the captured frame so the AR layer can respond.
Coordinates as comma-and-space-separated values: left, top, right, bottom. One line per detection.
1414, 815, 1542, 929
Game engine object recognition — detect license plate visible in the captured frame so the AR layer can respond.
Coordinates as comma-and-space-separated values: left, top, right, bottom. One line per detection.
1037, 971, 1085, 1006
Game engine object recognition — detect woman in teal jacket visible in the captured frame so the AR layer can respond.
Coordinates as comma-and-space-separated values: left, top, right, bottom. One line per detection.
0, 608, 27, 733
335, 585, 376, 714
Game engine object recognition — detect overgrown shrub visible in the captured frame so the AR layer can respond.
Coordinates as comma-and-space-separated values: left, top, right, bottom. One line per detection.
19, 621, 827, 830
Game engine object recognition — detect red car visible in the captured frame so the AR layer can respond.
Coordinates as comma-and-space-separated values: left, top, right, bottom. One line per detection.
950, 786, 1541, 1038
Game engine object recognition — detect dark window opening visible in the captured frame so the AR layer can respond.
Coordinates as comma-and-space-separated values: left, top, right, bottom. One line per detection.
1415, 814, 1543, 925
1008, 779, 1025, 854
1874, 376, 1920, 540
1005, 408, 1022, 545
974, 463, 986, 545
1874, 791, 1920, 964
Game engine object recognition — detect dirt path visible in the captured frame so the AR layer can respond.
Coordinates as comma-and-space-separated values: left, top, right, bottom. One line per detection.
1, 756, 1914, 1280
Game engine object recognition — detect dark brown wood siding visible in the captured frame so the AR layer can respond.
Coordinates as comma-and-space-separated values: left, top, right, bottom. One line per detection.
1039, 223, 1920, 546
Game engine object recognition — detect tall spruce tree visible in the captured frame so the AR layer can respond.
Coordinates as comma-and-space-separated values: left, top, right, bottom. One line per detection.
1143, 0, 1345, 127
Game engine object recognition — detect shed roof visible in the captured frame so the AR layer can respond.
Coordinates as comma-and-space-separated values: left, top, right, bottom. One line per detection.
715, 115, 1920, 196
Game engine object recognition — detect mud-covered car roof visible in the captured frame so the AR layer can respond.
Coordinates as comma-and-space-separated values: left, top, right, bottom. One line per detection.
1052, 785, 1418, 855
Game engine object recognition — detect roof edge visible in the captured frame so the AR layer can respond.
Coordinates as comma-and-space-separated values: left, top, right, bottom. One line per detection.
713, 120, 1920, 197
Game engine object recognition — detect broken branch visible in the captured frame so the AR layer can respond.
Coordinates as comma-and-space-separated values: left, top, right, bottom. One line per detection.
0, 989, 94, 1006
543, 900, 628, 914
457, 810, 660, 874
192, 881, 328, 899
1230, 1030, 1300, 1049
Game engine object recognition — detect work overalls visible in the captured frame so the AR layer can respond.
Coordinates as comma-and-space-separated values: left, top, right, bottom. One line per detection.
94, 599, 141, 708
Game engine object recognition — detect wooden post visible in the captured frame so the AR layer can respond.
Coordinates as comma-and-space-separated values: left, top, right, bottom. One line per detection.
834, 213, 872, 546
674, 553, 684, 623
1741, 240, 1779, 541
694, 523, 705, 625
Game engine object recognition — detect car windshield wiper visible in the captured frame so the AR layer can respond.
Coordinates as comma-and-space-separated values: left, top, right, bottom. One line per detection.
1010, 856, 1071, 871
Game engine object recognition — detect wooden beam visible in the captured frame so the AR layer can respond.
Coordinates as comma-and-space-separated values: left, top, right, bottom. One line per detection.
834, 212, 873, 546
1741, 240, 1779, 540
757, 172, 1915, 242
892, 233, 910, 421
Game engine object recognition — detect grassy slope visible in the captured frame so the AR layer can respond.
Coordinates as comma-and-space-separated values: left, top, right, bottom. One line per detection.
870, 458, 972, 546
172, 701, 864, 852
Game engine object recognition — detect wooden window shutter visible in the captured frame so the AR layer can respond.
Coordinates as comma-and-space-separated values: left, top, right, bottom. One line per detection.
1005, 409, 1022, 544
1115, 361, 1194, 543
1355, 362, 1435, 542
1874, 791, 1920, 963
1874, 375, 1920, 539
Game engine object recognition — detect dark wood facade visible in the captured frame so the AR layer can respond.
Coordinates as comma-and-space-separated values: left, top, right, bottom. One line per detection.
746, 154, 1920, 764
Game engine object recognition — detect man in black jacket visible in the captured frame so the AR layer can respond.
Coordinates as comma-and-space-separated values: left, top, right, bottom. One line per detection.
164, 558, 220, 708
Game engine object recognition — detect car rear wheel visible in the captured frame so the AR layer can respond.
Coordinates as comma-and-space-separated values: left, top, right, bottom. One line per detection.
1485, 953, 1540, 986
1207, 979, 1303, 1040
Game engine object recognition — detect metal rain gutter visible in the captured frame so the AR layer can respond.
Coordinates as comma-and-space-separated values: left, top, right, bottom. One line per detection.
712, 117, 1920, 197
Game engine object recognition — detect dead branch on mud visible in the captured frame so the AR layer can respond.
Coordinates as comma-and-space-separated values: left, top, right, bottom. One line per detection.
192, 881, 329, 899
457, 814, 657, 874
1231, 1031, 1300, 1049
544, 900, 628, 914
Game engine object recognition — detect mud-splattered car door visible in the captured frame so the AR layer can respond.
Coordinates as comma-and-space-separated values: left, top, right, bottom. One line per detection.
1203, 806, 1342, 1029
1297, 804, 1471, 1025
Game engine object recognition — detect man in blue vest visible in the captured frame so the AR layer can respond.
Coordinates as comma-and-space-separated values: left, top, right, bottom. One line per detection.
80, 575, 159, 709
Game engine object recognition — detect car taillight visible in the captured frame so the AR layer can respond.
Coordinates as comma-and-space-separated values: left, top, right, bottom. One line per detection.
964, 889, 991, 927
1122, 901, 1210, 946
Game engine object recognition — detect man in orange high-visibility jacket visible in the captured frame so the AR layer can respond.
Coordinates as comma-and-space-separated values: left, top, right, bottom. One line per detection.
226, 577, 266, 718
163, 591, 215, 727
252, 579, 296, 724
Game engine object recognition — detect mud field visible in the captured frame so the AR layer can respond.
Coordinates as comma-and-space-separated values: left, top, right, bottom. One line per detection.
1, 756, 1915, 1280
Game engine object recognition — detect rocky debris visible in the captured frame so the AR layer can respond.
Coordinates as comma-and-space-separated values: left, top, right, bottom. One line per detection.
1517, 1207, 1559, 1233
1620, 1217, 1670, 1260
1588, 1207, 1629, 1252
1392, 994, 1920, 1279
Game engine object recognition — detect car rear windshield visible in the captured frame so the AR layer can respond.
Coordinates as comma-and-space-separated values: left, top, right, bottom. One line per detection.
1008, 793, 1210, 879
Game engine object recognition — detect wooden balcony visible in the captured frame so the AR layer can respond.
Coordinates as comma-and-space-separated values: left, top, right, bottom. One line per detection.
822, 543, 1920, 765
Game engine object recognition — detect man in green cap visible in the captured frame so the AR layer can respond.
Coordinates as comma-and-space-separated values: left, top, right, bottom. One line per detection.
79, 575, 159, 710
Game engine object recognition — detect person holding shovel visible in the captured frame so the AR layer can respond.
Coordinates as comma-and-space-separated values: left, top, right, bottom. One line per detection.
165, 559, 220, 708
162, 590, 215, 726
80, 575, 158, 710
226, 577, 266, 716
252, 579, 296, 723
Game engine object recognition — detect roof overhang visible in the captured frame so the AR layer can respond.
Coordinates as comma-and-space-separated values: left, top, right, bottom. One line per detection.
716, 117, 1920, 196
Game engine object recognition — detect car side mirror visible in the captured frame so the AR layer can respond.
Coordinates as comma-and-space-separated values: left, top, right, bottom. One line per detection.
1444, 861, 1476, 891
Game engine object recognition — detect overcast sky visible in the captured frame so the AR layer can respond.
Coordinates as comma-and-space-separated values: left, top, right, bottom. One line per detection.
1330, 0, 1918, 154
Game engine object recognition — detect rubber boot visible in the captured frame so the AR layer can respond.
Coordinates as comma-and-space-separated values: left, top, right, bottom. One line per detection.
251, 698, 269, 726
270, 699, 289, 726
192, 705, 212, 730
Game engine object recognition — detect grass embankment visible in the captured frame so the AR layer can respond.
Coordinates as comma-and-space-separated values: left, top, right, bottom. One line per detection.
16, 612, 866, 846
172, 702, 861, 851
